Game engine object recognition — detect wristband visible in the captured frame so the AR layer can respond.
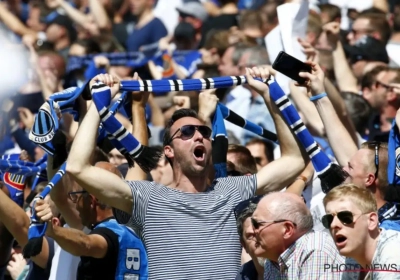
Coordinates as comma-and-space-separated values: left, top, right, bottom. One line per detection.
310, 92, 327, 101
296, 175, 308, 184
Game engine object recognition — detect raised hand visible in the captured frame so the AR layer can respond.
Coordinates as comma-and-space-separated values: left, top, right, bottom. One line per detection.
245, 66, 271, 96
35, 199, 54, 223
323, 22, 340, 49
131, 72, 150, 107
298, 61, 326, 96
90, 73, 120, 97
298, 37, 319, 64
198, 89, 218, 122
173, 96, 191, 110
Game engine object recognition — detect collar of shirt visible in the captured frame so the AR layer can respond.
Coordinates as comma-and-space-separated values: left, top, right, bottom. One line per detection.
276, 230, 314, 271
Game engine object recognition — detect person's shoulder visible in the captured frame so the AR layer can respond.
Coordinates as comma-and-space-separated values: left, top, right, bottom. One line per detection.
301, 230, 338, 251
150, 17, 167, 28
379, 228, 400, 246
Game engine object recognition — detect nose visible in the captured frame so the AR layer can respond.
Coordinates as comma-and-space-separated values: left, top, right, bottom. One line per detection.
192, 128, 204, 142
330, 215, 342, 230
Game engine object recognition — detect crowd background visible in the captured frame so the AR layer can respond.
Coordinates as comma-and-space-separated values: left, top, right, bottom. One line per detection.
1, 0, 400, 279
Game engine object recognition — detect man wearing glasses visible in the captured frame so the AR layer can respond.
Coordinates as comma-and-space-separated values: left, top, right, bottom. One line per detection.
323, 184, 400, 279
66, 69, 309, 279
252, 192, 344, 279
38, 162, 149, 280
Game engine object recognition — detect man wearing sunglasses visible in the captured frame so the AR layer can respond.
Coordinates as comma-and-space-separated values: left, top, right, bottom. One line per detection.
66, 69, 308, 279
252, 192, 344, 279
302, 61, 400, 232
323, 184, 400, 279
234, 196, 265, 280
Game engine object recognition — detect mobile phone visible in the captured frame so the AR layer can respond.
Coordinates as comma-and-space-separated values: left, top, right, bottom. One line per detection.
272, 51, 312, 84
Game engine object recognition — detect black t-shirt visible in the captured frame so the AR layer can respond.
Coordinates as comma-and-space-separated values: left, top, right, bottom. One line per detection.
26, 237, 55, 280
235, 260, 258, 280
77, 227, 120, 280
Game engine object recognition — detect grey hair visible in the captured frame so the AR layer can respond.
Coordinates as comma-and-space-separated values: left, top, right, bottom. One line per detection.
245, 46, 270, 66
236, 203, 257, 242
268, 195, 313, 232
232, 43, 252, 65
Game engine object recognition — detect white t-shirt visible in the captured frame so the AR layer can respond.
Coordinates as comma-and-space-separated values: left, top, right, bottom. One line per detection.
49, 224, 90, 280
303, 172, 329, 232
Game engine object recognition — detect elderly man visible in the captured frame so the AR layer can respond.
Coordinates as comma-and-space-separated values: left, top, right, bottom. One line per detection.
252, 192, 344, 279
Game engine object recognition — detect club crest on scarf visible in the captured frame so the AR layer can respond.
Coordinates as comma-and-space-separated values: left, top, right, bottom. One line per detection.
30, 107, 56, 143
2, 173, 25, 191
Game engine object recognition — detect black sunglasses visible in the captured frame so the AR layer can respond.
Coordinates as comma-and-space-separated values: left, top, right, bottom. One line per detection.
251, 217, 296, 230
68, 190, 88, 203
367, 141, 380, 180
321, 210, 366, 229
234, 196, 263, 220
168, 125, 212, 144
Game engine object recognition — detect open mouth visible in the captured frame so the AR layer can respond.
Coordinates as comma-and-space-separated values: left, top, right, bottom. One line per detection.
335, 234, 347, 246
193, 146, 205, 161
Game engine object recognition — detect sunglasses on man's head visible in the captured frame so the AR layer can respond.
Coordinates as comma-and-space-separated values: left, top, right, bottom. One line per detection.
168, 125, 212, 144
234, 195, 263, 220
321, 210, 366, 229
366, 141, 380, 180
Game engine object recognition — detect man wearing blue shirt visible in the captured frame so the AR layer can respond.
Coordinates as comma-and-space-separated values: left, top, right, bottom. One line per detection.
125, 0, 168, 52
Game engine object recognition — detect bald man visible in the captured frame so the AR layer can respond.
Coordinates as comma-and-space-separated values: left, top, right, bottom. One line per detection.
251, 192, 344, 279
39, 162, 149, 280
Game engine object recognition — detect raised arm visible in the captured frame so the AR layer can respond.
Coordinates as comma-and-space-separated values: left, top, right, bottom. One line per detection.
66, 74, 133, 214
245, 68, 308, 194
126, 73, 150, 181
299, 62, 358, 166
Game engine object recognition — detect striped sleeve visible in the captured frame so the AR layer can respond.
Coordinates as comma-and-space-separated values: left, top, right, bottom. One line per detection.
219, 174, 257, 201
113, 180, 154, 228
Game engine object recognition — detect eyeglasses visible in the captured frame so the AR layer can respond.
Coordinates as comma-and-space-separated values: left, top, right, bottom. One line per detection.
68, 190, 88, 203
375, 81, 390, 90
251, 217, 296, 230
234, 196, 263, 219
321, 210, 367, 229
168, 125, 212, 144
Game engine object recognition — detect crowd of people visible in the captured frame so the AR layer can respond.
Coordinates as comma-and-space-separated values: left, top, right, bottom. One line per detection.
1, 0, 400, 279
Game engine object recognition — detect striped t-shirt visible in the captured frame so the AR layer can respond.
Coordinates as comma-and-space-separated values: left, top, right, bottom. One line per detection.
114, 175, 257, 280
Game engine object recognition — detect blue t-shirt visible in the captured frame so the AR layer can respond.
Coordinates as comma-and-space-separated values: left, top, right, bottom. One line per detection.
125, 18, 168, 52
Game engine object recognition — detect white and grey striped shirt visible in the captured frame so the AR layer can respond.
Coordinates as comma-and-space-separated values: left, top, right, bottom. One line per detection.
114, 175, 257, 280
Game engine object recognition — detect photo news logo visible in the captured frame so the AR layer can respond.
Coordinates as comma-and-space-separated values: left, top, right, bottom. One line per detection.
324, 263, 400, 273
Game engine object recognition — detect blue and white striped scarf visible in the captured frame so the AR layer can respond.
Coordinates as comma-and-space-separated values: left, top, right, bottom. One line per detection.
29, 84, 91, 168
268, 81, 348, 193
23, 162, 66, 258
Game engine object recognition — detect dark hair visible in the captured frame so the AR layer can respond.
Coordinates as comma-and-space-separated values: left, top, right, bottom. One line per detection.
162, 108, 200, 147
341, 92, 372, 135
245, 138, 275, 163
227, 144, 257, 174
360, 65, 388, 90
236, 202, 257, 242
319, 3, 341, 22
73, 38, 102, 55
